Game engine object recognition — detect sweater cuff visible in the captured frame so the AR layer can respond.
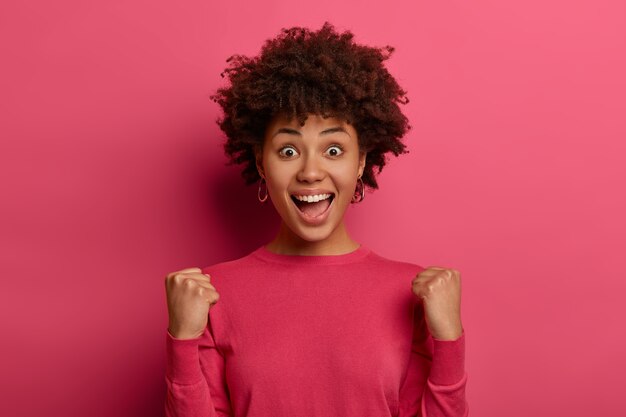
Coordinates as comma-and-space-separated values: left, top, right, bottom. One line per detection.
165, 329, 204, 384
429, 329, 466, 385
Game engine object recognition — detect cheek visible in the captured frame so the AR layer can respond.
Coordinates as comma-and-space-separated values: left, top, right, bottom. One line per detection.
266, 176, 286, 197
262, 158, 285, 187
335, 165, 359, 190
264, 166, 291, 203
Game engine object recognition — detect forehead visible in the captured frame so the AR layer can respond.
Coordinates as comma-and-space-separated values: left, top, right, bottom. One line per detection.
269, 114, 347, 128
266, 113, 351, 132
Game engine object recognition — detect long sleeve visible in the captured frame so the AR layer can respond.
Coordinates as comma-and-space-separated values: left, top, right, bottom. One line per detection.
398, 302, 469, 417
165, 246, 466, 417
165, 323, 232, 417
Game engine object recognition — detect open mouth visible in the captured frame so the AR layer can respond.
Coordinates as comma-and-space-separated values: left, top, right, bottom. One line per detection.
290, 193, 335, 218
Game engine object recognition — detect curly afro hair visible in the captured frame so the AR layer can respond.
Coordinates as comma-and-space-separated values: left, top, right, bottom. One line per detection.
210, 21, 411, 190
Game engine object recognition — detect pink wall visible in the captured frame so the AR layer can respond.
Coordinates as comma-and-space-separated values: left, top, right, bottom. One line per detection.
1, 1, 625, 416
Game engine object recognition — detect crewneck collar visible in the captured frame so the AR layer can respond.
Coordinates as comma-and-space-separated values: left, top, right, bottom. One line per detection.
251, 244, 371, 265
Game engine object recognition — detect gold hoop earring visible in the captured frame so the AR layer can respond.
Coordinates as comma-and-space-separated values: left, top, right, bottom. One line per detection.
258, 178, 268, 203
351, 177, 365, 204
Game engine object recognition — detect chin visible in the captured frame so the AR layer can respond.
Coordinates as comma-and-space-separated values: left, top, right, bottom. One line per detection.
279, 209, 345, 245
289, 223, 336, 243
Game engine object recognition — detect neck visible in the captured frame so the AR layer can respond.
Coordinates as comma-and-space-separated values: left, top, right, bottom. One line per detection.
265, 221, 360, 256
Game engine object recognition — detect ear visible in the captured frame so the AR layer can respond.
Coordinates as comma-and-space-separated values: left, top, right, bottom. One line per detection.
357, 151, 367, 178
254, 145, 265, 179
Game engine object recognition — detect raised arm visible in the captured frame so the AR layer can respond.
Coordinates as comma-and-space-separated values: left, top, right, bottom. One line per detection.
400, 265, 469, 416
164, 268, 232, 417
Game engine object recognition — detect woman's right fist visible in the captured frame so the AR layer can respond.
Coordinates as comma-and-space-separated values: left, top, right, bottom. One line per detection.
165, 267, 220, 340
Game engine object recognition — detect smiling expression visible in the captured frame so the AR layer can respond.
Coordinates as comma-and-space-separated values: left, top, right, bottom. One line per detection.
257, 113, 366, 245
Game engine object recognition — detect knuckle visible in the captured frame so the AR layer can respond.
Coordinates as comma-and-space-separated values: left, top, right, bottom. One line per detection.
166, 273, 181, 286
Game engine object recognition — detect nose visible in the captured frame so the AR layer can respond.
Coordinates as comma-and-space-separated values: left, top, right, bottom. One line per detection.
296, 153, 325, 183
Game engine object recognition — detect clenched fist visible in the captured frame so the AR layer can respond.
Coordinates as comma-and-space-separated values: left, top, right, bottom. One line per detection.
412, 267, 463, 341
165, 267, 220, 340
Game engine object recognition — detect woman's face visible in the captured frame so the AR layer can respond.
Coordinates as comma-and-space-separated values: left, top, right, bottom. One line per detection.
257, 113, 366, 244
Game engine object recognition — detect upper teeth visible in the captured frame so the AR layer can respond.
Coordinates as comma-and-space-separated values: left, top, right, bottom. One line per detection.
294, 193, 332, 203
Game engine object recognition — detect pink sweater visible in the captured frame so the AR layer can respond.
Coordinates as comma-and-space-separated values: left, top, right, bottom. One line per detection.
165, 245, 468, 417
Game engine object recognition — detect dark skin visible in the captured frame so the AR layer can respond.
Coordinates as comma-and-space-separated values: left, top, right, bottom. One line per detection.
165, 113, 463, 341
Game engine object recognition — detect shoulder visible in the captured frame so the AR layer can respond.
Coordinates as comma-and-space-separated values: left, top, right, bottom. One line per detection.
364, 248, 426, 275
200, 247, 264, 277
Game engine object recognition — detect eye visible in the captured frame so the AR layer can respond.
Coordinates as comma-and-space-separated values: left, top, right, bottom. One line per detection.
326, 145, 344, 157
278, 146, 299, 158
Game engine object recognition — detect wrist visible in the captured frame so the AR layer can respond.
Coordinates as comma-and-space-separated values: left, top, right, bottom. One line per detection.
167, 327, 204, 340
430, 321, 463, 341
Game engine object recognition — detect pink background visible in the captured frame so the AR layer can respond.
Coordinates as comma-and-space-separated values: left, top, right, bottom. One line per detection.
1, 1, 625, 416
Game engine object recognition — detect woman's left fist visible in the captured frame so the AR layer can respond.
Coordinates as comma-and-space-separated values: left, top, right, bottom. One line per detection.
412, 267, 463, 341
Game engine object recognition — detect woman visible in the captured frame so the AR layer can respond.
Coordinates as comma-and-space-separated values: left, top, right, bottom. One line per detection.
164, 22, 467, 417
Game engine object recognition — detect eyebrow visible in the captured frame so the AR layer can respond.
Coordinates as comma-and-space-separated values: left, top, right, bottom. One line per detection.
272, 126, 351, 138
